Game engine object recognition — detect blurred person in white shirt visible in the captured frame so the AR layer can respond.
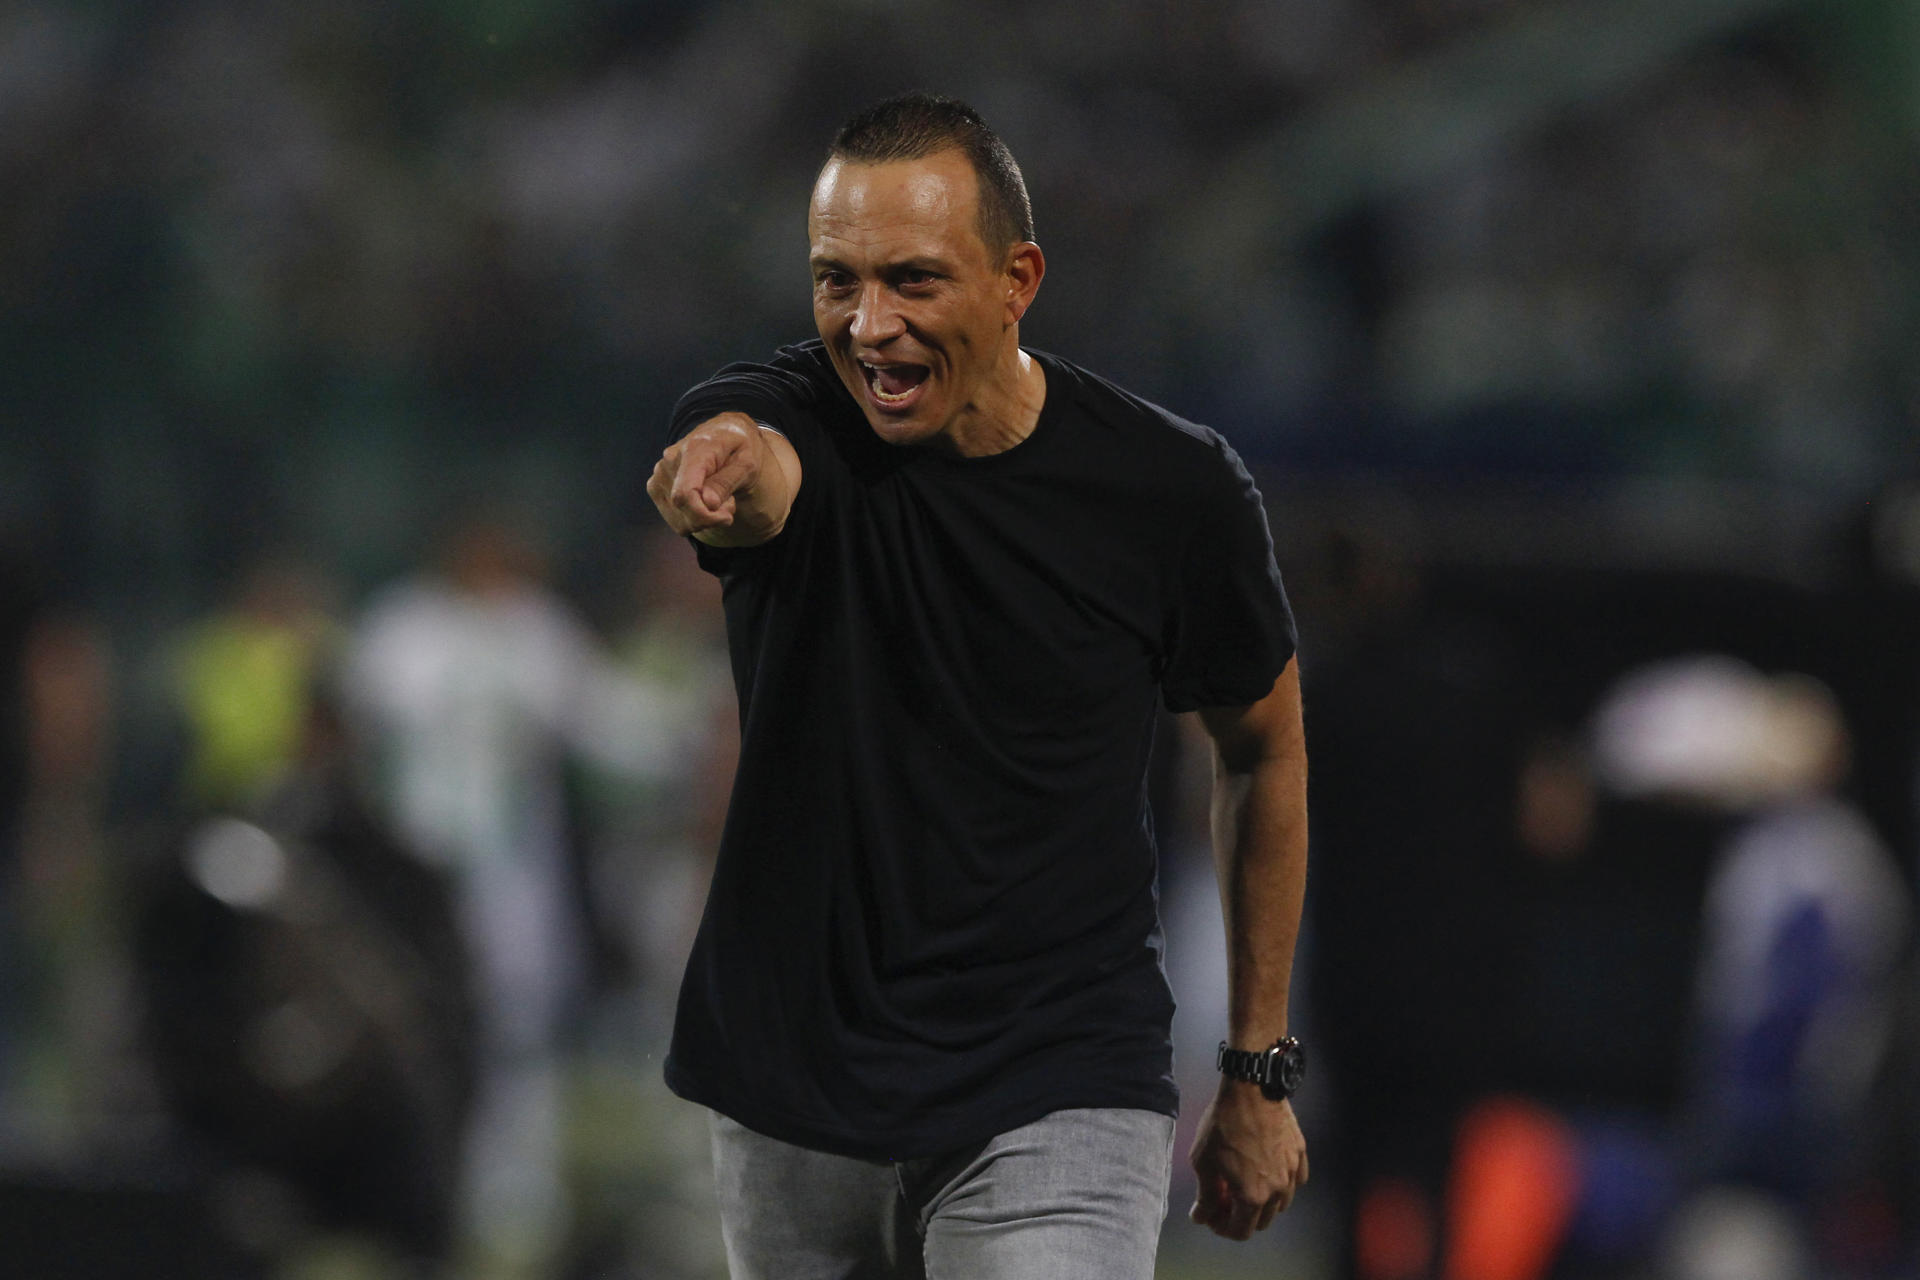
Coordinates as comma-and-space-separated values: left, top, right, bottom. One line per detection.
346, 508, 671, 1276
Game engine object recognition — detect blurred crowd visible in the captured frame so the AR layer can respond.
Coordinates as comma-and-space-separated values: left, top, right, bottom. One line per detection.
6, 0, 1917, 605
1265, 494, 1920, 1280
5, 0, 1920, 1278
4, 487, 1920, 1280
0, 512, 741, 1279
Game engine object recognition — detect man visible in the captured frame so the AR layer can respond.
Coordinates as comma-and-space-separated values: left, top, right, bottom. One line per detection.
647, 93, 1309, 1278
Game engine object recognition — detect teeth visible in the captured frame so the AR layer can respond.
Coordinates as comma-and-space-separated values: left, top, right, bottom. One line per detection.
863, 362, 921, 404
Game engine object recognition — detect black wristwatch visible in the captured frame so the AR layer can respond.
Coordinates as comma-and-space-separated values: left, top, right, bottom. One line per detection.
1217, 1036, 1307, 1101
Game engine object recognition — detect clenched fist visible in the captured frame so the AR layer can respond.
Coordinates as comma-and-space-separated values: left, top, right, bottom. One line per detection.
1189, 1084, 1310, 1241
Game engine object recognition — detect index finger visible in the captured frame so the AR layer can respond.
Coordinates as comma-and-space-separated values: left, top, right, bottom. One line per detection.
1189, 1174, 1229, 1229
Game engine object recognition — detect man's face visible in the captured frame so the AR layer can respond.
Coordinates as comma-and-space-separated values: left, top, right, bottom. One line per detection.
809, 150, 1032, 450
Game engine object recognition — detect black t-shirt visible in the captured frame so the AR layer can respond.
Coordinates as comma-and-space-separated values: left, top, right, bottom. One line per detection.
662, 341, 1294, 1158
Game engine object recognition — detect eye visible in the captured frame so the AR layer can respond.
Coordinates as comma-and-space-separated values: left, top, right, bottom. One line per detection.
900, 268, 938, 290
814, 269, 854, 294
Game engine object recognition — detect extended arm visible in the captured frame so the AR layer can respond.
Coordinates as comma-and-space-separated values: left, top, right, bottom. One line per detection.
647, 411, 802, 548
1188, 655, 1310, 1240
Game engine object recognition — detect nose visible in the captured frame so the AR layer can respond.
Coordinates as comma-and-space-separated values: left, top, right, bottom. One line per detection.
849, 282, 903, 349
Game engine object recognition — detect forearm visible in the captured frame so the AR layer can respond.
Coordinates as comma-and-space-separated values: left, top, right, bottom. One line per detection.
1190, 666, 1313, 1239
1209, 672, 1309, 1048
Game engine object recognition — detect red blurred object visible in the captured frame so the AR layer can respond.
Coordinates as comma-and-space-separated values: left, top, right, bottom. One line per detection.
1357, 1176, 1435, 1280
1442, 1096, 1582, 1280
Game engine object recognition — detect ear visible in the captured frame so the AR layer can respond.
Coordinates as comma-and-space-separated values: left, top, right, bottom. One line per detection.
1003, 241, 1045, 325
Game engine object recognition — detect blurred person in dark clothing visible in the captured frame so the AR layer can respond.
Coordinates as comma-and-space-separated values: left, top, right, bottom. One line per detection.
647, 93, 1308, 1277
0, 547, 42, 1096
1293, 524, 1532, 1280
0, 536, 114, 1129
135, 682, 476, 1273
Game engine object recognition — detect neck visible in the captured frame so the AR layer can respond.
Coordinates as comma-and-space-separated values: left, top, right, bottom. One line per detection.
942, 342, 1047, 458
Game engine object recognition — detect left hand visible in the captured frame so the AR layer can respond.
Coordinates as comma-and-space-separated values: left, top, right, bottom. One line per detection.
1188, 1081, 1309, 1240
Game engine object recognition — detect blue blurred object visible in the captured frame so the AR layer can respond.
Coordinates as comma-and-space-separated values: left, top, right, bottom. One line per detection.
1567, 1113, 1680, 1262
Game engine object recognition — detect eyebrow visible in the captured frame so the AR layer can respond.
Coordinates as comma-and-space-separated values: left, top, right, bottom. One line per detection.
809, 253, 953, 275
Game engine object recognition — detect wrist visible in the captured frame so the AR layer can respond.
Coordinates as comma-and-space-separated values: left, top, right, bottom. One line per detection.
1217, 1036, 1307, 1102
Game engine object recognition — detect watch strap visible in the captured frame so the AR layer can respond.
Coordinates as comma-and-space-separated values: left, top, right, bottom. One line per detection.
1216, 1036, 1306, 1100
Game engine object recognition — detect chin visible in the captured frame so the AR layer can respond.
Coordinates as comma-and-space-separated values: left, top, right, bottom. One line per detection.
861, 411, 940, 448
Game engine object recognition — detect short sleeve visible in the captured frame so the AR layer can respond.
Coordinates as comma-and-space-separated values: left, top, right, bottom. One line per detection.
1158, 441, 1296, 712
664, 346, 832, 578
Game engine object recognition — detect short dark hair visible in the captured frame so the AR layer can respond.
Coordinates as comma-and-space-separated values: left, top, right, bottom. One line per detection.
828, 93, 1034, 253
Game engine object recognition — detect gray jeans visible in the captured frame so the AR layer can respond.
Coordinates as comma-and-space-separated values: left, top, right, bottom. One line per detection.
708, 1107, 1175, 1279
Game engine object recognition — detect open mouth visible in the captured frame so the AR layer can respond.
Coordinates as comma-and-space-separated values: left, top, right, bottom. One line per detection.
861, 361, 930, 409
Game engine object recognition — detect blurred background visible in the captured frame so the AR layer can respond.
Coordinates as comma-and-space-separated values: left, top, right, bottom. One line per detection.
3, 0, 1919, 1277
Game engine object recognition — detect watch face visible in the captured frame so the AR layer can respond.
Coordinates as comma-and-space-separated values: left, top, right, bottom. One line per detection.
1261, 1040, 1307, 1100
1277, 1044, 1307, 1094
